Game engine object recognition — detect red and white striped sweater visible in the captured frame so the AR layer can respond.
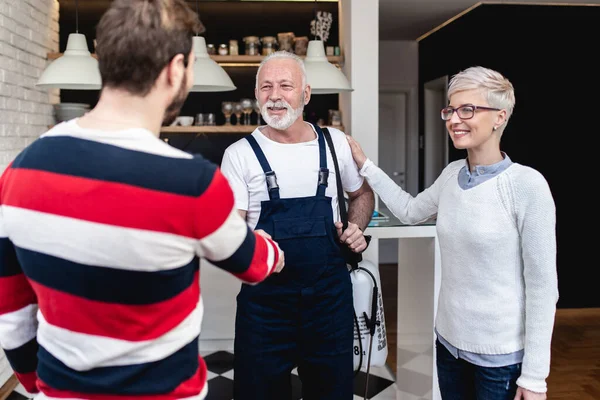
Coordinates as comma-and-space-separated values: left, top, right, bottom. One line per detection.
0, 120, 280, 399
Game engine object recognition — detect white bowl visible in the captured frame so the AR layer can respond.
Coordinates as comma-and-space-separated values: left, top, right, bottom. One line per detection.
177, 116, 194, 126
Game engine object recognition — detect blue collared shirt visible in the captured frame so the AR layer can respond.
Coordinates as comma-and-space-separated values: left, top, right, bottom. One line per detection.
436, 152, 524, 367
458, 152, 513, 190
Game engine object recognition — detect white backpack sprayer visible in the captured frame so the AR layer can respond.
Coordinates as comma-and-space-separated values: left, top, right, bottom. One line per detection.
351, 259, 388, 373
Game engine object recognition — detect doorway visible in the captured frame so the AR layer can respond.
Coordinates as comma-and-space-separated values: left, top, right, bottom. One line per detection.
378, 86, 418, 196
379, 92, 407, 190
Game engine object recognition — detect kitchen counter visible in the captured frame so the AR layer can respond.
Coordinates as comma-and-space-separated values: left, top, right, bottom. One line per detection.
362, 207, 441, 400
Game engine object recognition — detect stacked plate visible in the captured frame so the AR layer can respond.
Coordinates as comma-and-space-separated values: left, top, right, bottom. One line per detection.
54, 103, 90, 122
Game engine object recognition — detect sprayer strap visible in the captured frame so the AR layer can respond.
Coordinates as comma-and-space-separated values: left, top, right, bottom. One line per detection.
322, 127, 349, 230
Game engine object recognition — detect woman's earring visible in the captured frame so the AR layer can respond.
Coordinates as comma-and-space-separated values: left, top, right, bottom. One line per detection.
493, 126, 498, 131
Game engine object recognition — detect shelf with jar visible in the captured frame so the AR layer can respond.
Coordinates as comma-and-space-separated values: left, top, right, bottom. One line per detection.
161, 100, 345, 135
45, 53, 344, 67
160, 124, 345, 134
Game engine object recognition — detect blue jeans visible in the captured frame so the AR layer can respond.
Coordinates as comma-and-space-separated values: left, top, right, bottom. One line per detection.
436, 339, 521, 400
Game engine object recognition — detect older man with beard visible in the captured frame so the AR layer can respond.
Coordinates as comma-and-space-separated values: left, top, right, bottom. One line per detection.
0, 1, 285, 399
221, 51, 374, 400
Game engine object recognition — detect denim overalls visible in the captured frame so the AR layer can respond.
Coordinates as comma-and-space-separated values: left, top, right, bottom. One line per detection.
233, 124, 354, 400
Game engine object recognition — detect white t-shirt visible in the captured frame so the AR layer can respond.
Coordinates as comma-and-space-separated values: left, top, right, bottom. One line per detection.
221, 124, 364, 230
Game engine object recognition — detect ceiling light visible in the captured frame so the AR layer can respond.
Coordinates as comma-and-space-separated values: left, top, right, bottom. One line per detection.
304, 40, 353, 94
303, 0, 352, 94
36, 0, 101, 90
190, 36, 236, 92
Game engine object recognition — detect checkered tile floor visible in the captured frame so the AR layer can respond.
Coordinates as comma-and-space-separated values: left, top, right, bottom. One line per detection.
200, 350, 397, 400
6, 349, 399, 400
8, 344, 440, 400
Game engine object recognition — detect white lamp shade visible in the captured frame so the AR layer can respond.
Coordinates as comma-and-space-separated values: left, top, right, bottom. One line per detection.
37, 33, 101, 90
303, 40, 353, 95
191, 36, 236, 92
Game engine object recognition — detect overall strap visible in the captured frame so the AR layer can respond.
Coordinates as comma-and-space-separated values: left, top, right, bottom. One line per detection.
311, 123, 330, 197
323, 127, 366, 270
245, 135, 280, 200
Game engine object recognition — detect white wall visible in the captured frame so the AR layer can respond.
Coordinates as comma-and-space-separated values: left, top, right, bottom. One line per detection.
0, 0, 59, 172
379, 40, 418, 196
340, 0, 379, 166
379, 41, 418, 87
0, 0, 58, 384
378, 40, 419, 264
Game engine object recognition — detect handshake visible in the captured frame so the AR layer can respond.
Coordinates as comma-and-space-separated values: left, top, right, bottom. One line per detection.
255, 229, 285, 273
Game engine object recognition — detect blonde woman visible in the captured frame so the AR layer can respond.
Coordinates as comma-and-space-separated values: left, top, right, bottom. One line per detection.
347, 66, 558, 400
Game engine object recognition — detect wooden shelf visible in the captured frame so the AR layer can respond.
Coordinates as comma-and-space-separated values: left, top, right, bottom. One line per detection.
47, 125, 344, 135
161, 125, 258, 134
160, 125, 345, 134
46, 53, 344, 66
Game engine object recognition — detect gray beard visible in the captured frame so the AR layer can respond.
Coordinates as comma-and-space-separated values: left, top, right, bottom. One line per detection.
261, 104, 304, 130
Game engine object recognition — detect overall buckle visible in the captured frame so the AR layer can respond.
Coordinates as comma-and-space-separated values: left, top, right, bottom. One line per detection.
319, 168, 329, 186
265, 171, 279, 191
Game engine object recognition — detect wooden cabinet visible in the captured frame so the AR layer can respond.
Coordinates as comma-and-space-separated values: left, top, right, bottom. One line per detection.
56, 0, 343, 163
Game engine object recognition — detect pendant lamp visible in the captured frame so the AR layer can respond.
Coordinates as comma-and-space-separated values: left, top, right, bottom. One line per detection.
303, 0, 352, 94
190, 36, 236, 92
36, 0, 101, 90
190, 0, 235, 92
304, 40, 353, 94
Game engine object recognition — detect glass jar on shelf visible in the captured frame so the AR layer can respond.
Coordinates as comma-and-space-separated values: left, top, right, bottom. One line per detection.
206, 113, 215, 126
229, 40, 239, 56
261, 36, 277, 56
206, 44, 216, 55
277, 32, 294, 52
218, 44, 228, 56
243, 36, 260, 56
293, 36, 308, 56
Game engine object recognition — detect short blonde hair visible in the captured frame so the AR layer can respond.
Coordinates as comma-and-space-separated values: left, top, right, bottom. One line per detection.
448, 66, 515, 122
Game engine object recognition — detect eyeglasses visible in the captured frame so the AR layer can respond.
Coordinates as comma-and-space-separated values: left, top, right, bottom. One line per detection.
441, 104, 500, 121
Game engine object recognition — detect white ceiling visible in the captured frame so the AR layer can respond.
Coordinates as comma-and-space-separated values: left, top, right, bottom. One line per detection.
379, 0, 600, 40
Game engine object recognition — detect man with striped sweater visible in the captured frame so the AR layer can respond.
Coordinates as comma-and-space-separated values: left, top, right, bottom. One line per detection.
0, 0, 284, 398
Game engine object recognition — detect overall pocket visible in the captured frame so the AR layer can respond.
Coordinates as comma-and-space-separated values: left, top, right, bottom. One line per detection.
273, 216, 329, 266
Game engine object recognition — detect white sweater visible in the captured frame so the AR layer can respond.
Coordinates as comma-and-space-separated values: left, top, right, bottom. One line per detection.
360, 159, 558, 393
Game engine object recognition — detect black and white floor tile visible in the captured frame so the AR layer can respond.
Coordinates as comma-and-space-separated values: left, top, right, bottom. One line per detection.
199, 350, 396, 400
6, 388, 28, 400
7, 346, 436, 400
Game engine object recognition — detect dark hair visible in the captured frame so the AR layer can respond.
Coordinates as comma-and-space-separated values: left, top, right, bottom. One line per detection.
95, 0, 204, 96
